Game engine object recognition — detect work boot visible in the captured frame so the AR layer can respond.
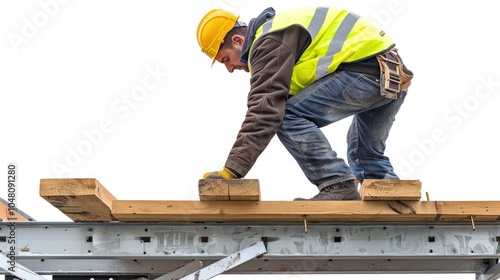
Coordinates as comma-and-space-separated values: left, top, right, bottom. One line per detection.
294, 180, 360, 201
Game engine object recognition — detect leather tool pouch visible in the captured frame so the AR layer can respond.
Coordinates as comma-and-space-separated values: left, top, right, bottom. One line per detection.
376, 48, 414, 99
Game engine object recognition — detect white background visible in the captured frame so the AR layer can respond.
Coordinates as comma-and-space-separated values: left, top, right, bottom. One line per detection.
1, 0, 499, 279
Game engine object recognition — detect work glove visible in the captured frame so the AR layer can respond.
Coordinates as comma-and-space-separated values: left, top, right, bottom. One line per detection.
203, 167, 238, 179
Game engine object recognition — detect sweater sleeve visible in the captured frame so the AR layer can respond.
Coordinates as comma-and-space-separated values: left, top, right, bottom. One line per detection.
224, 26, 311, 177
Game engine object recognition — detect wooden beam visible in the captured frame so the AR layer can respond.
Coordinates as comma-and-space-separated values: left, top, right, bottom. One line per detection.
111, 200, 457, 223
40, 178, 117, 222
435, 201, 500, 222
198, 179, 260, 201
38, 178, 500, 224
360, 179, 422, 201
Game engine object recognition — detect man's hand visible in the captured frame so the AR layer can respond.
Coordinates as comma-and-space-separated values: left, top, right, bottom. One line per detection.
203, 167, 238, 179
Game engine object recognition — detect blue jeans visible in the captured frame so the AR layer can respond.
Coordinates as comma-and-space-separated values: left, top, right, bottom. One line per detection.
277, 70, 407, 190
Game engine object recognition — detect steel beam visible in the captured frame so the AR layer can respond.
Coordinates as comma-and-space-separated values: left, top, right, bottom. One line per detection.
0, 221, 498, 278
0, 253, 46, 280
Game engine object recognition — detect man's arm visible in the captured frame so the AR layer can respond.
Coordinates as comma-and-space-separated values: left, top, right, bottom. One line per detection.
225, 26, 311, 177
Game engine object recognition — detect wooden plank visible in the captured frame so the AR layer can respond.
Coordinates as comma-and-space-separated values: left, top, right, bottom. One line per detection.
112, 200, 439, 223
40, 178, 117, 222
38, 178, 500, 224
228, 179, 260, 201
198, 179, 229, 200
360, 179, 422, 201
435, 201, 500, 222
198, 179, 260, 201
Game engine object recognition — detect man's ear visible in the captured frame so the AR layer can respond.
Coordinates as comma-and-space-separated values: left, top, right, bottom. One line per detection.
231, 35, 245, 47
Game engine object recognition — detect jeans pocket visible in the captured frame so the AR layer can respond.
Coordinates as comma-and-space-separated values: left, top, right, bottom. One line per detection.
342, 74, 383, 108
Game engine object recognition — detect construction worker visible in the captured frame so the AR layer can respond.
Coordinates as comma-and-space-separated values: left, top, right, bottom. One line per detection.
198, 7, 413, 200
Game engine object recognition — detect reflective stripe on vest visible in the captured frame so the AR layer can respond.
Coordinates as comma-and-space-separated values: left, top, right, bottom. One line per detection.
249, 7, 394, 95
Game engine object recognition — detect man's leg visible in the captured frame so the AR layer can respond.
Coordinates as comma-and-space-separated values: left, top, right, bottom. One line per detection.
277, 71, 393, 200
347, 91, 408, 183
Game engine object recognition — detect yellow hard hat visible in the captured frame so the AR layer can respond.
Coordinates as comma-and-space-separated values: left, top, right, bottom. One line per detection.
196, 9, 239, 63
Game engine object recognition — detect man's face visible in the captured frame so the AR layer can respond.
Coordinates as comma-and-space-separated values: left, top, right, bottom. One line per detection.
214, 35, 249, 73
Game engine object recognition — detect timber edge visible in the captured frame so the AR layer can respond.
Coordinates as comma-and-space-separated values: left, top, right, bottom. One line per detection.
38, 178, 500, 223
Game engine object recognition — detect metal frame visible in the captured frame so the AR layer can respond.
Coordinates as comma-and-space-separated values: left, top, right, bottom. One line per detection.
0, 221, 499, 279
0, 253, 45, 280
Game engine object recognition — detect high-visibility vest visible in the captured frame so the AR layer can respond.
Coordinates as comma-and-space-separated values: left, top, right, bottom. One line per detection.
249, 7, 394, 95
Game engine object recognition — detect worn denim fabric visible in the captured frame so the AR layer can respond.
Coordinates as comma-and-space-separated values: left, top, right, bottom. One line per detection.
277, 70, 407, 190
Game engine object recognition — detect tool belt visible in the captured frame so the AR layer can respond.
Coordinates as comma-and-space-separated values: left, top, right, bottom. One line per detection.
376, 48, 414, 99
